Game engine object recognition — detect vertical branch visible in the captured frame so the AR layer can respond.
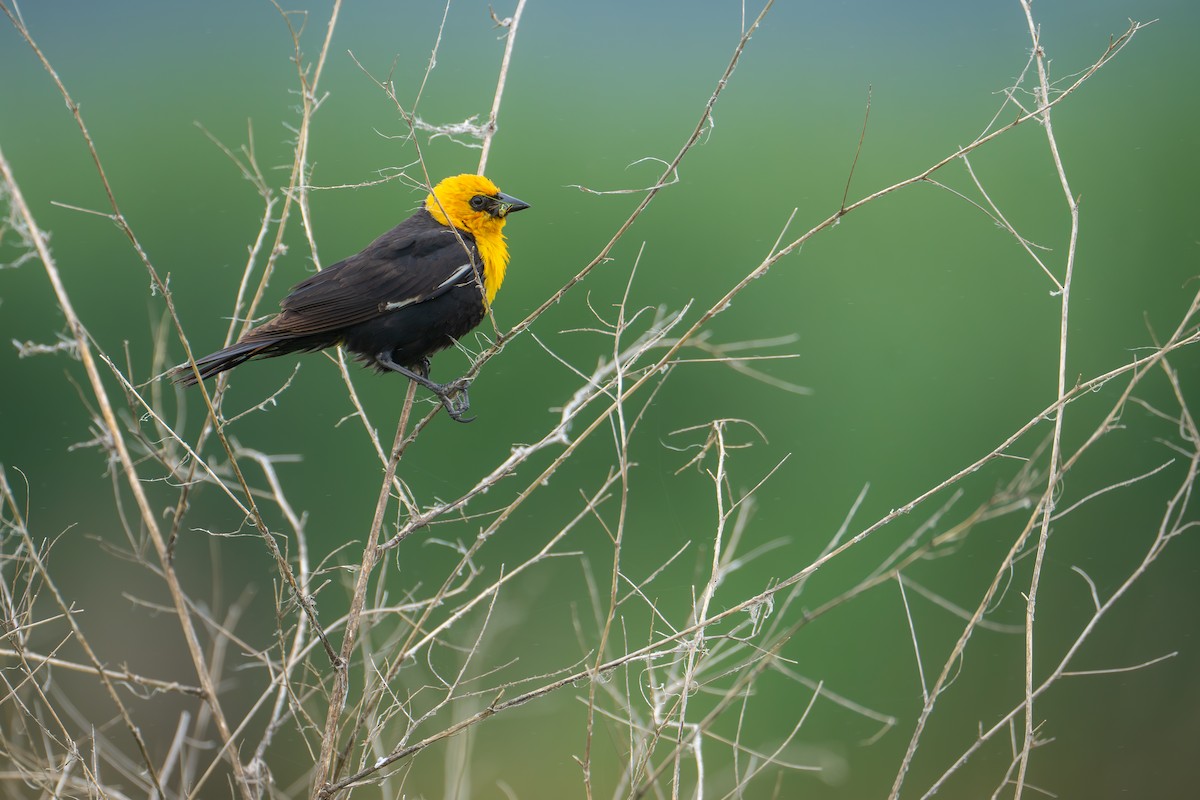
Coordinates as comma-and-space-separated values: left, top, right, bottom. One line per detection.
1014, 2, 1080, 795
244, 449, 315, 767
672, 422, 730, 798
312, 380, 418, 797
477, 0, 528, 175
246, 0, 344, 334
579, 246, 642, 798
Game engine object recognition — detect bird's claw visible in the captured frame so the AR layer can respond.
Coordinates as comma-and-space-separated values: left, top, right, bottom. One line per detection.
437, 379, 474, 423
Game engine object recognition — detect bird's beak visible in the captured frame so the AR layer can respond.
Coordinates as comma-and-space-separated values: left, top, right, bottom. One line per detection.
495, 192, 530, 217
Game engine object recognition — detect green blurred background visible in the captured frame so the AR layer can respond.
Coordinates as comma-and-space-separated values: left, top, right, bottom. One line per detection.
2, 1, 1198, 797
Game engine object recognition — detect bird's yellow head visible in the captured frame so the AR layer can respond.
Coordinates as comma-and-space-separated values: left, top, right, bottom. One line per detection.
424, 174, 529, 306
424, 174, 528, 237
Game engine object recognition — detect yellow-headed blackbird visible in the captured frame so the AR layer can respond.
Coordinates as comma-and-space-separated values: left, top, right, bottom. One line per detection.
170, 174, 529, 421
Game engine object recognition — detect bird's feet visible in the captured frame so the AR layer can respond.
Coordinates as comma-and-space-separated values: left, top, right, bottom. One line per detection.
376, 354, 475, 423
437, 378, 474, 423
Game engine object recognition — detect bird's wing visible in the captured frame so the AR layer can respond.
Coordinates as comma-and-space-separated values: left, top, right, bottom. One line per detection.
255, 213, 482, 338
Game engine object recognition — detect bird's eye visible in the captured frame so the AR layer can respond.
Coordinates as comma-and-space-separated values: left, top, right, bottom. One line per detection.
469, 195, 486, 210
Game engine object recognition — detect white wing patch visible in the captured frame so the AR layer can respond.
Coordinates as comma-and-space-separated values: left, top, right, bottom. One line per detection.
382, 263, 473, 312
435, 262, 474, 291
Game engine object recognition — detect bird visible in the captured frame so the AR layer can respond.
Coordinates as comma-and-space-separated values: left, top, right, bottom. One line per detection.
169, 174, 530, 422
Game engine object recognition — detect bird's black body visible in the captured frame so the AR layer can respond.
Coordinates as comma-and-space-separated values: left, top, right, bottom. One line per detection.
175, 210, 488, 385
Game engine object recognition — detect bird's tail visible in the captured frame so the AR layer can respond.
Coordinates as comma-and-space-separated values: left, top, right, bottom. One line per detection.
168, 339, 280, 386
